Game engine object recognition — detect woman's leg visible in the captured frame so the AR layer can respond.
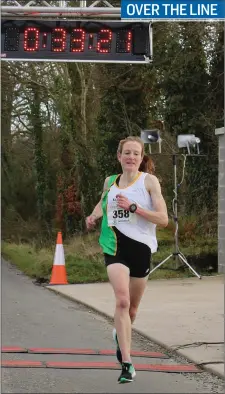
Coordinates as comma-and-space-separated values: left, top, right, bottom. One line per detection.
129, 275, 149, 324
107, 263, 131, 363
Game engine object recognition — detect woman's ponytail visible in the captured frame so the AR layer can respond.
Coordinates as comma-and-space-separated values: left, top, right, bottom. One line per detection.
139, 155, 155, 174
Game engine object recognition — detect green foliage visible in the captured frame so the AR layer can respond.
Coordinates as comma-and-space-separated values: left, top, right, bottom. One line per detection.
153, 23, 221, 213
1, 22, 223, 247
96, 65, 149, 183
210, 25, 224, 127
1, 217, 218, 284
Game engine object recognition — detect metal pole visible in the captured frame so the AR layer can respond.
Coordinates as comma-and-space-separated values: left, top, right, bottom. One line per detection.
59, 1, 66, 6
149, 153, 201, 279
173, 155, 178, 253
1, 6, 121, 15
173, 154, 180, 267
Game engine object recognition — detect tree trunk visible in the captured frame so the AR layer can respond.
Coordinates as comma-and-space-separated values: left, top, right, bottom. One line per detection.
30, 81, 46, 223
1, 63, 15, 215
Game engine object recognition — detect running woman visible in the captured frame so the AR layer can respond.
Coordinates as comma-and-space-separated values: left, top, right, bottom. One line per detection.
86, 136, 168, 383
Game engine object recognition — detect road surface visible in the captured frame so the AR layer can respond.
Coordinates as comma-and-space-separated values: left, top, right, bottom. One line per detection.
1, 260, 223, 393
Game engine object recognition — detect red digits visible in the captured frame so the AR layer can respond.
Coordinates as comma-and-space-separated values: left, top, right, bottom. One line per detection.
51, 28, 66, 52
24, 28, 39, 51
97, 29, 112, 53
71, 29, 85, 52
126, 31, 132, 52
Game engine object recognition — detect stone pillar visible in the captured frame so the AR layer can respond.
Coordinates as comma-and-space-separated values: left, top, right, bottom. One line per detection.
215, 127, 225, 273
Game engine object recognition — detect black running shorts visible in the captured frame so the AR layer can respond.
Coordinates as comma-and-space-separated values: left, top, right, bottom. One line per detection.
104, 227, 151, 278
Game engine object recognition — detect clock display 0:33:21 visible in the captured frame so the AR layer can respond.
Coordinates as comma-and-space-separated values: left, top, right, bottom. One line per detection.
21, 27, 133, 53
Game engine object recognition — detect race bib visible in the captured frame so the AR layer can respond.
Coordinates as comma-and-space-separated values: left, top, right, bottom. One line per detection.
107, 200, 137, 226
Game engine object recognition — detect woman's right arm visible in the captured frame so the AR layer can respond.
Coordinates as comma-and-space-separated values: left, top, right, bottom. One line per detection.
86, 177, 109, 230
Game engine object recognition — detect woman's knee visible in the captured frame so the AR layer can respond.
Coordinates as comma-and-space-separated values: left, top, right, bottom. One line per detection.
129, 305, 138, 322
116, 294, 130, 310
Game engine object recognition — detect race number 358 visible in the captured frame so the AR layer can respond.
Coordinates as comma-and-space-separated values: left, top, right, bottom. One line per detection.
113, 209, 130, 219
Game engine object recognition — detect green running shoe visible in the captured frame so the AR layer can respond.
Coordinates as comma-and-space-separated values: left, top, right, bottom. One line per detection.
118, 362, 136, 384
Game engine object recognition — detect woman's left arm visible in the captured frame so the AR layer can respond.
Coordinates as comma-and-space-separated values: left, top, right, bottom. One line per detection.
136, 174, 168, 227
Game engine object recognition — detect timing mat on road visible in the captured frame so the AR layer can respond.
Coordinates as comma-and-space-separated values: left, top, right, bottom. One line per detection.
1, 346, 202, 373
1, 346, 168, 358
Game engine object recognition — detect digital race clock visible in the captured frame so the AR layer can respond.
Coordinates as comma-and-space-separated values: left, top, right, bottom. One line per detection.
1, 20, 152, 63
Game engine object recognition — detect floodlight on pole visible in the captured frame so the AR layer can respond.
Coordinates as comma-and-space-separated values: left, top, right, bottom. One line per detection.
140, 129, 202, 279
140, 129, 162, 153
177, 134, 201, 154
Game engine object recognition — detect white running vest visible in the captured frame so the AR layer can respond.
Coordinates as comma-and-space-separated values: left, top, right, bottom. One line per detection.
107, 172, 158, 253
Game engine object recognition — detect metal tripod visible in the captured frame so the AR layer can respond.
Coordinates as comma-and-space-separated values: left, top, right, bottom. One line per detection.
149, 154, 201, 279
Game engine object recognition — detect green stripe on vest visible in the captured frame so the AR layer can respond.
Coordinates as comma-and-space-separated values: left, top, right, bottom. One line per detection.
99, 175, 118, 255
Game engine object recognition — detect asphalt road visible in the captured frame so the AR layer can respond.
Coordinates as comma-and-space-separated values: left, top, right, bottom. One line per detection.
1, 260, 224, 393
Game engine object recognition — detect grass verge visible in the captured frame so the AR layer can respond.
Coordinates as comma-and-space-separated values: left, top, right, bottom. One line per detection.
1, 227, 218, 284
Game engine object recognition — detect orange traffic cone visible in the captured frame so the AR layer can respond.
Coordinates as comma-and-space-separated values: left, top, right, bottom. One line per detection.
49, 232, 68, 285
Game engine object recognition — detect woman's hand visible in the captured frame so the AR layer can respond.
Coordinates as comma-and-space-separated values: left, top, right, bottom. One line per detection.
86, 214, 97, 230
116, 194, 131, 211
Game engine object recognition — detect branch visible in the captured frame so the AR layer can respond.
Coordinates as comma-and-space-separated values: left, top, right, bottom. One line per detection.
13, 116, 32, 133
118, 83, 144, 92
